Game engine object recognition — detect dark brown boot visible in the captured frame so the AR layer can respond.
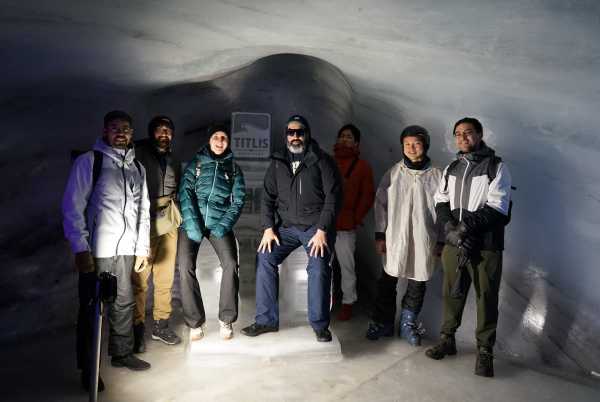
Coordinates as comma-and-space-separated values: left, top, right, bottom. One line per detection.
475, 346, 494, 377
425, 334, 457, 360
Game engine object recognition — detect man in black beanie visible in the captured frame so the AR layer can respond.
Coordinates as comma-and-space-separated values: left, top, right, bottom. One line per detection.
242, 114, 343, 342
132, 115, 182, 351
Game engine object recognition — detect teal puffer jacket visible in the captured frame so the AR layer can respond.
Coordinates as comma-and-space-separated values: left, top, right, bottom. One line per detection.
179, 146, 246, 242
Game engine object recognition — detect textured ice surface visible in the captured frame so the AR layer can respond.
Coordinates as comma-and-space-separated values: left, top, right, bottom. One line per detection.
1, 0, 600, 378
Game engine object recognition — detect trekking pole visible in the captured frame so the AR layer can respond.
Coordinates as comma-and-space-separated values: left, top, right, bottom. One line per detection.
89, 272, 117, 402
89, 278, 103, 402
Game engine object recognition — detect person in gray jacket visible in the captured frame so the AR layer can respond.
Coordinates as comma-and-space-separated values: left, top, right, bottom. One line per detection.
132, 116, 182, 352
62, 110, 152, 392
425, 117, 512, 378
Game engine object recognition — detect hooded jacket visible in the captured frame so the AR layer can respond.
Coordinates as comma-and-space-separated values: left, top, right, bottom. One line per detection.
333, 144, 375, 230
375, 160, 442, 281
434, 142, 512, 251
62, 138, 151, 258
261, 139, 343, 232
179, 145, 246, 242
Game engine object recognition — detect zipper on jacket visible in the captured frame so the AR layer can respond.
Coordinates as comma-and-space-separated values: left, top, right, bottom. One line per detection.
115, 152, 129, 255
205, 160, 219, 225
458, 157, 470, 222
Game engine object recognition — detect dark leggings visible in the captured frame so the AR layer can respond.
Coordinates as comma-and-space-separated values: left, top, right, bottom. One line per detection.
372, 270, 427, 325
179, 229, 239, 328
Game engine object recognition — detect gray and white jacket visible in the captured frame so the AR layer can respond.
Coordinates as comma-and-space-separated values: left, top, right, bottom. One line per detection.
434, 142, 512, 250
62, 138, 150, 258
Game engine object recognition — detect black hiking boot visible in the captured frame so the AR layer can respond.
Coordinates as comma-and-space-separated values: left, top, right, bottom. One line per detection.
151, 319, 181, 345
314, 328, 332, 342
111, 354, 151, 371
475, 346, 494, 377
425, 334, 457, 360
133, 322, 146, 353
241, 323, 279, 337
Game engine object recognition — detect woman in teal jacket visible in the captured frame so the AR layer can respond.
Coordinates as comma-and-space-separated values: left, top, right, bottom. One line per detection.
178, 124, 246, 341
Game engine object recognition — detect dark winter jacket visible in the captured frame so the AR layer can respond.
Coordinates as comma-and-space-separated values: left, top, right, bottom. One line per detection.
261, 139, 343, 232
333, 144, 375, 231
134, 139, 181, 216
179, 146, 246, 242
434, 142, 512, 250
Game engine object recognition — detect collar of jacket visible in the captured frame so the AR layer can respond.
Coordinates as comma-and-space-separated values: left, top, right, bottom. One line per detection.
94, 137, 135, 164
457, 141, 496, 163
333, 143, 359, 160
400, 160, 432, 175
272, 139, 322, 168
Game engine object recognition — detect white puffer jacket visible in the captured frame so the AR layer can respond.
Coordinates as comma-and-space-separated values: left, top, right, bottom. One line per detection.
62, 138, 150, 258
375, 161, 442, 281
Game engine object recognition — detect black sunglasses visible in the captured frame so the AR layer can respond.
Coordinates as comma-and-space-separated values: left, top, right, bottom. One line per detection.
286, 128, 306, 137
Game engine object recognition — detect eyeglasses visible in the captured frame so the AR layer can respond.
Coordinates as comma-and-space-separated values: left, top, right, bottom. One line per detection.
286, 128, 306, 137
108, 127, 133, 134
453, 131, 475, 139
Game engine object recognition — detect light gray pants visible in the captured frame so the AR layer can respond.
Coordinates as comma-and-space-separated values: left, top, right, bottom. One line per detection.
95, 255, 135, 357
335, 230, 357, 304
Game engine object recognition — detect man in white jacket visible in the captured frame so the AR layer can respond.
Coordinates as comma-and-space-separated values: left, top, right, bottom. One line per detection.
366, 125, 442, 346
62, 110, 152, 392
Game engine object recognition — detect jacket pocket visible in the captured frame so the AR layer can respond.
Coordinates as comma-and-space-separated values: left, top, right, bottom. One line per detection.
302, 204, 323, 214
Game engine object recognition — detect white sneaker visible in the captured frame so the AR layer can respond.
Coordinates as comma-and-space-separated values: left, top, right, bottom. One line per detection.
219, 320, 233, 340
190, 325, 204, 341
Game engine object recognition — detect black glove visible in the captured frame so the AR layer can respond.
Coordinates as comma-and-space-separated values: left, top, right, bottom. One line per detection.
460, 235, 479, 254
462, 206, 506, 234
445, 222, 467, 247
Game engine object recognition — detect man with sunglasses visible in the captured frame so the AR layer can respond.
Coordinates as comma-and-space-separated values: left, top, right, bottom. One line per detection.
425, 117, 512, 378
242, 115, 343, 342
62, 111, 152, 392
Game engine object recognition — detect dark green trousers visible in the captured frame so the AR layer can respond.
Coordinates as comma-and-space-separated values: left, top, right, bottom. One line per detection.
440, 245, 503, 348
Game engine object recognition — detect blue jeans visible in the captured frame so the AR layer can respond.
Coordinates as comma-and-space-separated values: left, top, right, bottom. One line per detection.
255, 225, 334, 331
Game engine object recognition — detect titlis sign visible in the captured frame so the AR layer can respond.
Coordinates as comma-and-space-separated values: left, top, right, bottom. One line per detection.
230, 112, 271, 159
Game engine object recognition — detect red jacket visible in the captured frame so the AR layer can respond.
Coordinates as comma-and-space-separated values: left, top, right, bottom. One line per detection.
334, 144, 375, 230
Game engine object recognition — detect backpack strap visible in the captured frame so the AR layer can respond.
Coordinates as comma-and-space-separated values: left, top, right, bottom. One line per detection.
133, 159, 142, 176
92, 150, 103, 189
195, 158, 202, 178
345, 157, 359, 179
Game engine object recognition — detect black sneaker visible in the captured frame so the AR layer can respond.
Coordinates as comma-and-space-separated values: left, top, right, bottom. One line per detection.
240, 323, 279, 337
111, 354, 151, 371
134, 322, 146, 353
80, 371, 105, 393
425, 334, 457, 360
475, 346, 494, 377
314, 328, 332, 342
151, 319, 181, 345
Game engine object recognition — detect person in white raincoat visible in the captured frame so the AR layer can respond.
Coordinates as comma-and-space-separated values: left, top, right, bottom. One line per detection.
366, 125, 443, 346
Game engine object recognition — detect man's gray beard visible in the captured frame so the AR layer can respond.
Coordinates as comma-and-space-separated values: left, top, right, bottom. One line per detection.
287, 143, 304, 154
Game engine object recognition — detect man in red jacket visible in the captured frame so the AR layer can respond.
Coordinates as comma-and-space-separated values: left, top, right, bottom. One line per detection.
333, 124, 375, 320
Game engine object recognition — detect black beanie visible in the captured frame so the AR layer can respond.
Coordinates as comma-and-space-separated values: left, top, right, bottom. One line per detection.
400, 125, 430, 151
148, 115, 175, 137
286, 114, 311, 142
207, 123, 230, 139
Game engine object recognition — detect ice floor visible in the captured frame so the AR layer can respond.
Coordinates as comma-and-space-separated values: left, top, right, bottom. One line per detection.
1, 304, 598, 402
